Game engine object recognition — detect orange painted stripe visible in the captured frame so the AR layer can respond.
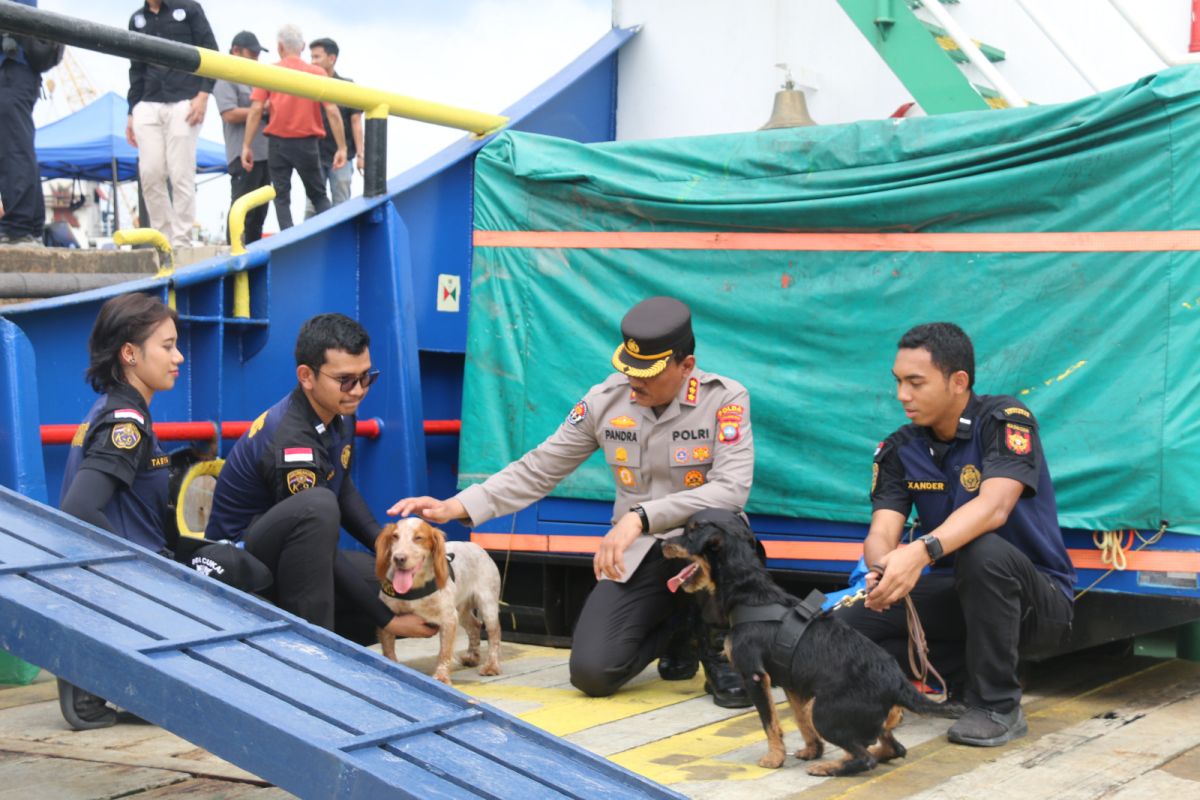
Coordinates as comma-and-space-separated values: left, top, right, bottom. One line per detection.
1066, 548, 1200, 573
472, 533, 1200, 574
473, 229, 1200, 253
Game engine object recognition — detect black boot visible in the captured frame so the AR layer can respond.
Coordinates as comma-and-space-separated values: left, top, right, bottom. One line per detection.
657, 617, 699, 681
699, 626, 751, 708
57, 678, 116, 731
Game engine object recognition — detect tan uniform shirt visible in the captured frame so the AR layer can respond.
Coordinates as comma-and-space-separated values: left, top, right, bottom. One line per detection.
455, 368, 754, 582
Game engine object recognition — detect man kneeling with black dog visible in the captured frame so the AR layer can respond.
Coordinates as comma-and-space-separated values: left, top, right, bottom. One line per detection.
837, 322, 1075, 747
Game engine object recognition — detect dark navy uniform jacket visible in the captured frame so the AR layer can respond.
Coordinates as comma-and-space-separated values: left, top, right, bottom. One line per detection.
206, 386, 373, 546
61, 383, 170, 554
871, 393, 1075, 600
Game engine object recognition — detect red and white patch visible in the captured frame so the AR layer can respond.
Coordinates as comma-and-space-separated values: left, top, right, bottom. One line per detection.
112, 408, 145, 424
283, 447, 315, 463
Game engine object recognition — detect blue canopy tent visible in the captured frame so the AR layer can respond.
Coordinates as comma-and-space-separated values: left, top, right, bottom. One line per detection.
35, 92, 227, 231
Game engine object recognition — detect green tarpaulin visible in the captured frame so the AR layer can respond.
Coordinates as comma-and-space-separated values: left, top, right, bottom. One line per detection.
462, 66, 1200, 534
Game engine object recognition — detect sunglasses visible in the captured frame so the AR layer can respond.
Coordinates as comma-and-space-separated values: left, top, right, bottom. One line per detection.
320, 368, 380, 392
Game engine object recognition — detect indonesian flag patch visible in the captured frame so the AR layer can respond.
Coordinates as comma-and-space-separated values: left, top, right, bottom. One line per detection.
113, 408, 145, 424
283, 447, 315, 463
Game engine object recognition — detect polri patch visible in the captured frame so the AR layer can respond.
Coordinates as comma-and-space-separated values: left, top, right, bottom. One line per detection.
287, 469, 317, 494
673, 448, 689, 464
567, 400, 588, 426
617, 466, 635, 487
692, 445, 711, 461
684, 470, 705, 488
1005, 424, 1032, 455
111, 422, 140, 450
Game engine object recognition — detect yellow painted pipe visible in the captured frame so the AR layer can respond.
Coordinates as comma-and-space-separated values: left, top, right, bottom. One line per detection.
196, 50, 509, 137
228, 185, 275, 318
114, 228, 176, 309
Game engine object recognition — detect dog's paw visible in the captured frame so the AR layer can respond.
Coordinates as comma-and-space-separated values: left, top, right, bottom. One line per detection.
806, 760, 842, 777
478, 662, 501, 677
794, 743, 823, 761
758, 751, 786, 769
434, 669, 453, 685
459, 650, 481, 667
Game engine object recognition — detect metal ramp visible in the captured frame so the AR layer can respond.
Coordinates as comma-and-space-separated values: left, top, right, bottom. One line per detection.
0, 486, 682, 800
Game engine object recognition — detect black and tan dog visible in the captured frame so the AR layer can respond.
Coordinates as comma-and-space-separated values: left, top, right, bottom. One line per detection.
662, 509, 963, 776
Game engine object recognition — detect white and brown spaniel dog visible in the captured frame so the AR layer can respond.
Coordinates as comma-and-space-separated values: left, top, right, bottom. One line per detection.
374, 518, 502, 684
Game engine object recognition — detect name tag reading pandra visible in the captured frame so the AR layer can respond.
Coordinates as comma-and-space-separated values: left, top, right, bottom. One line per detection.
672, 428, 711, 441
907, 480, 946, 492
604, 429, 638, 442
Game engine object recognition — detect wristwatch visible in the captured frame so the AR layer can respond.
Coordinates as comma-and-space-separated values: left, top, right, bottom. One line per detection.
631, 505, 649, 533
919, 533, 943, 562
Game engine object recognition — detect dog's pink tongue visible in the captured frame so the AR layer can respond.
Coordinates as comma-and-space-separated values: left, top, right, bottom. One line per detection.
667, 562, 699, 593
393, 569, 415, 595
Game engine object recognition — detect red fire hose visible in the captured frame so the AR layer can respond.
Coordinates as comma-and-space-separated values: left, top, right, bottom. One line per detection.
39, 418, 461, 444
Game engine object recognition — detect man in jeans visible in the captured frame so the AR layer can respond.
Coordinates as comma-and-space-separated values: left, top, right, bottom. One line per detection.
126, 0, 218, 249
305, 37, 362, 217
241, 25, 345, 230
213, 31, 269, 245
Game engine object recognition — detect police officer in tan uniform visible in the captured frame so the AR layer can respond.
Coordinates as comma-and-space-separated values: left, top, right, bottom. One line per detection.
390, 296, 754, 706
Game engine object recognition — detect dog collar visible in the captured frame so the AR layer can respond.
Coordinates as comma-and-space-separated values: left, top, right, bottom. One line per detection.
380, 554, 456, 601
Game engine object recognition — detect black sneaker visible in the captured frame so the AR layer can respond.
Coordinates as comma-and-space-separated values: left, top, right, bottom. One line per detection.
947, 704, 1027, 747
57, 678, 117, 731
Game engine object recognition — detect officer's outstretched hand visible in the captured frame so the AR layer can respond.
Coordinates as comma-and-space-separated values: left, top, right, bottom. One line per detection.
385, 613, 439, 639
387, 496, 467, 525
594, 511, 643, 581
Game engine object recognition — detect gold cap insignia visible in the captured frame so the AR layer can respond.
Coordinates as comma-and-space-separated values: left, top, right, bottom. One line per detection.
626, 338, 640, 354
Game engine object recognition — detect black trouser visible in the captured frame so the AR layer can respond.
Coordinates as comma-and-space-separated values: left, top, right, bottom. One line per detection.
0, 60, 43, 239
570, 543, 701, 697
227, 157, 270, 245
266, 135, 328, 230
242, 488, 392, 632
835, 534, 1073, 713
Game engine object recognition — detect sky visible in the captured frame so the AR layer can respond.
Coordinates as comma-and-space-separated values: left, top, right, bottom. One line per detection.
35, 0, 612, 240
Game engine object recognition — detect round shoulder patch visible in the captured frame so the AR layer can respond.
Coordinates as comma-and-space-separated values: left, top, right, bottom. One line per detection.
566, 400, 588, 426
111, 422, 141, 450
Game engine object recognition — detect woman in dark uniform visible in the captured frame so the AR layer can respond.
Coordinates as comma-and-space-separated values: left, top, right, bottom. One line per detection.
57, 292, 183, 730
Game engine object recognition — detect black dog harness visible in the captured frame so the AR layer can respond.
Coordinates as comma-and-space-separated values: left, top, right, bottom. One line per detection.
379, 553, 456, 601
728, 589, 826, 677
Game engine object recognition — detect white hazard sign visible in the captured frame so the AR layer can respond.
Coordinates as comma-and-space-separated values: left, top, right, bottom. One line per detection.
437, 274, 461, 312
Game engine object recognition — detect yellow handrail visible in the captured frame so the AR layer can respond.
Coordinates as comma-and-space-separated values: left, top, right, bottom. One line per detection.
195, 50, 508, 137
228, 185, 275, 318
114, 228, 176, 309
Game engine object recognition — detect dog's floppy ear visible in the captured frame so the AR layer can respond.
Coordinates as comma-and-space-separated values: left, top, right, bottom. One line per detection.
375, 523, 396, 582
428, 523, 450, 589
687, 523, 723, 556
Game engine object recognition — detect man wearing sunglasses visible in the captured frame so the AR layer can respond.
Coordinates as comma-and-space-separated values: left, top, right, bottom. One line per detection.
205, 313, 437, 642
